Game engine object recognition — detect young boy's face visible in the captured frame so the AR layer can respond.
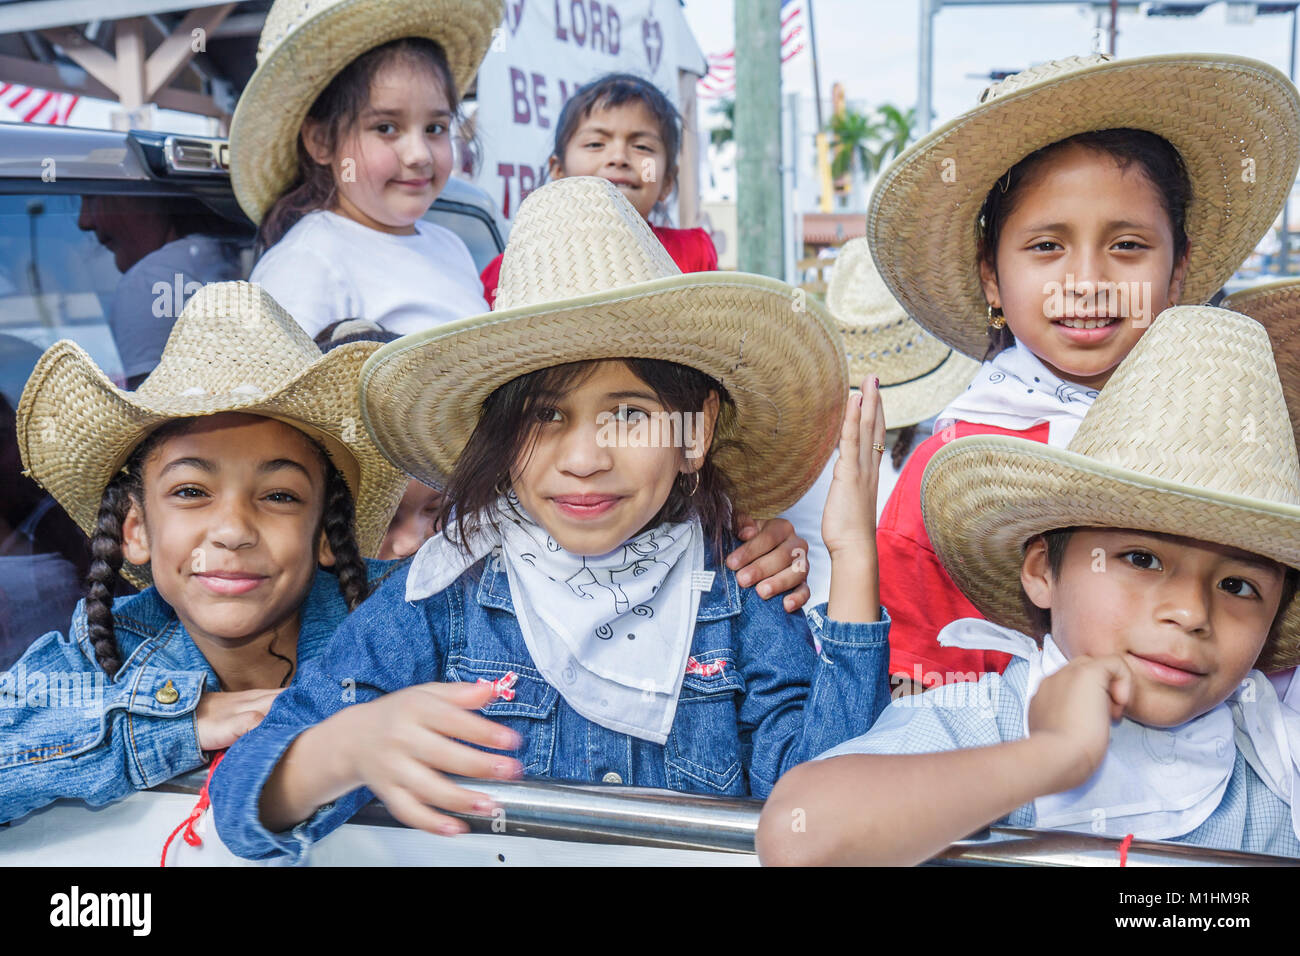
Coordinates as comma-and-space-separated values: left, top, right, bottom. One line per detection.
1022, 528, 1288, 727
551, 100, 672, 220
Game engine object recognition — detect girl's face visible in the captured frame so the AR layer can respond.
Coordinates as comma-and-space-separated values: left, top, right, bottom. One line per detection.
980, 144, 1189, 389
1023, 529, 1285, 727
121, 413, 334, 647
550, 100, 673, 220
379, 479, 445, 560
303, 58, 453, 236
510, 360, 717, 556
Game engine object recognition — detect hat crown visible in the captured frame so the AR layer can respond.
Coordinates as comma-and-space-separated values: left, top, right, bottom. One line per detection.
978, 54, 1113, 104
827, 238, 910, 328
493, 177, 682, 312
135, 281, 324, 401
1067, 306, 1300, 505
258, 0, 330, 62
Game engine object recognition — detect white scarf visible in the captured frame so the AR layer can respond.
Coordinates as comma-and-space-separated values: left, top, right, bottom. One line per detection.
406, 495, 708, 744
936, 342, 1098, 447
939, 618, 1300, 842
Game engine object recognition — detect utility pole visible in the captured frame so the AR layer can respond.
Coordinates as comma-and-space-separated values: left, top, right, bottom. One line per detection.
735, 0, 783, 277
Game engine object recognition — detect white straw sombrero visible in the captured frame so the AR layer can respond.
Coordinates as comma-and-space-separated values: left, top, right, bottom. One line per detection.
230, 0, 504, 223
828, 238, 978, 428
870, 53, 1300, 359
361, 177, 849, 518
16, 281, 409, 586
921, 304, 1300, 672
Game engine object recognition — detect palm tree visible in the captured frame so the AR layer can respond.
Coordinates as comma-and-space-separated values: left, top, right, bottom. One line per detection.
709, 98, 734, 148
828, 107, 875, 182
867, 103, 916, 175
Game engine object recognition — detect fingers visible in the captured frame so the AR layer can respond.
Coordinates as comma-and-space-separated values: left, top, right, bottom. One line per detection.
734, 511, 758, 542
782, 582, 811, 613
857, 377, 884, 474
1098, 655, 1134, 720
839, 385, 864, 474
726, 517, 795, 574
378, 784, 476, 838
412, 683, 522, 753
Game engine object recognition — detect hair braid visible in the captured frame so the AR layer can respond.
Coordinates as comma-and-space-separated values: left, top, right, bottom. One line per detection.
84, 472, 138, 676
322, 464, 369, 609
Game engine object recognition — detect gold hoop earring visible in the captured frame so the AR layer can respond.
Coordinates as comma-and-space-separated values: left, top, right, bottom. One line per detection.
987, 305, 1006, 330
681, 470, 701, 497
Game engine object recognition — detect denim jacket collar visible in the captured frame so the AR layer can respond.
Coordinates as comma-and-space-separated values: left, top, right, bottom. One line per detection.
70, 559, 398, 680
473, 537, 743, 621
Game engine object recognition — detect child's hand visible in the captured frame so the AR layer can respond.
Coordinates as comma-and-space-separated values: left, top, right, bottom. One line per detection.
822, 378, 886, 561
727, 513, 811, 612
1027, 655, 1133, 791
196, 688, 283, 751
341, 681, 523, 837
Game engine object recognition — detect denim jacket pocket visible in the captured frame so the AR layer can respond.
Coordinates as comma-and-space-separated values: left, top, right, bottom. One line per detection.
445, 658, 559, 776
665, 655, 747, 796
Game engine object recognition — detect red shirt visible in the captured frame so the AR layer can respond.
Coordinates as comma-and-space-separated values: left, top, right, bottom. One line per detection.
480, 225, 718, 308
879, 419, 1051, 687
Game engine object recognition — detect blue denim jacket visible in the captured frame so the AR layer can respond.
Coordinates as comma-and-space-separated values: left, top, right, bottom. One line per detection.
0, 560, 398, 824
211, 538, 892, 862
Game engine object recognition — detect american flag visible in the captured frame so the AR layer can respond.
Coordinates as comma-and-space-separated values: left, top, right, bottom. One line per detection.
0, 83, 79, 124
698, 0, 806, 100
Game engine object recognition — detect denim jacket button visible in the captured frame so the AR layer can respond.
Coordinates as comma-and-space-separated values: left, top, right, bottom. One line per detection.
154, 680, 179, 704
601, 772, 623, 784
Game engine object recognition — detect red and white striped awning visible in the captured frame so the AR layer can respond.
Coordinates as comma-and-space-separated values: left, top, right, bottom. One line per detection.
0, 82, 79, 124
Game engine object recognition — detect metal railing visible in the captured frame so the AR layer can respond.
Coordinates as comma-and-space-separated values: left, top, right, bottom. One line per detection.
158, 772, 1300, 865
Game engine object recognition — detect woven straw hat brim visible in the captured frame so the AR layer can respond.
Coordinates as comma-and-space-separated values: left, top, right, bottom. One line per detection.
869, 53, 1300, 359
230, 0, 503, 224
841, 326, 979, 428
361, 272, 850, 518
922, 436, 1300, 673
17, 339, 407, 587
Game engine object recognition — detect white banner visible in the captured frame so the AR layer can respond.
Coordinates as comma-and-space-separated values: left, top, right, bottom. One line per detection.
469, 0, 704, 222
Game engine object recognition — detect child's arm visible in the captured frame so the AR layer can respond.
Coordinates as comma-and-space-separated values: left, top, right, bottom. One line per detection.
823, 377, 885, 624
756, 654, 1133, 866
0, 625, 213, 823
210, 569, 522, 862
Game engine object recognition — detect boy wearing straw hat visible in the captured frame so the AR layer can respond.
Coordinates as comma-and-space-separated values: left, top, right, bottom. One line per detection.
757, 305, 1300, 865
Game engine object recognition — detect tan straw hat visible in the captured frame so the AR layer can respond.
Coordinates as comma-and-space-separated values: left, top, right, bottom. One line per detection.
921, 304, 1300, 672
1223, 278, 1300, 455
361, 176, 849, 518
870, 53, 1300, 359
230, 0, 504, 223
828, 238, 978, 428
16, 281, 408, 586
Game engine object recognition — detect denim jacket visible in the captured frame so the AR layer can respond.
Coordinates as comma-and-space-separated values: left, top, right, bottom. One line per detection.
0, 560, 399, 824
211, 538, 892, 862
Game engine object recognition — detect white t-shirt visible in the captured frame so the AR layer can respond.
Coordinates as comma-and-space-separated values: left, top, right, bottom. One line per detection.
250, 210, 489, 338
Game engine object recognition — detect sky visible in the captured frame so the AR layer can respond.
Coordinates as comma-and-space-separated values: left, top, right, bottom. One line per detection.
682, 0, 1293, 127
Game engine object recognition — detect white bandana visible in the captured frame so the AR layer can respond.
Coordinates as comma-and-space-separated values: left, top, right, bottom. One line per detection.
936, 342, 1098, 447
406, 495, 707, 744
938, 618, 1300, 842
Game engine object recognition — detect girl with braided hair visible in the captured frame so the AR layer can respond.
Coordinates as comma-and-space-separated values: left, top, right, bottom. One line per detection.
0, 281, 407, 824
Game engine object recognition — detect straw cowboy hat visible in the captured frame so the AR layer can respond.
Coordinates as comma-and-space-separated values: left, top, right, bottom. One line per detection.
1223, 278, 1300, 454
230, 0, 504, 223
361, 176, 850, 518
828, 237, 978, 428
869, 53, 1300, 359
16, 281, 409, 586
921, 305, 1300, 672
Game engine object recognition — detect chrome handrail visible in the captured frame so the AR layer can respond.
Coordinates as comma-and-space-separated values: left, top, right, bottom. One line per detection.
156, 772, 1299, 864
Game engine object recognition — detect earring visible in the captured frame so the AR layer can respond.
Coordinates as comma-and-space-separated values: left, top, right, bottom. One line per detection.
987, 305, 1006, 330
680, 471, 701, 497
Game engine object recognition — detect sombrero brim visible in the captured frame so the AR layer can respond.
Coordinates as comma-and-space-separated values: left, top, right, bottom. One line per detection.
838, 322, 980, 428
361, 272, 850, 518
922, 435, 1300, 672
870, 53, 1300, 359
1223, 280, 1300, 457
230, 0, 502, 224
17, 340, 407, 587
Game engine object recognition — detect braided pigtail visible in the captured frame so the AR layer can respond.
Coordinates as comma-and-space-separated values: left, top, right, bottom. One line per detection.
84, 469, 141, 677
321, 463, 369, 610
